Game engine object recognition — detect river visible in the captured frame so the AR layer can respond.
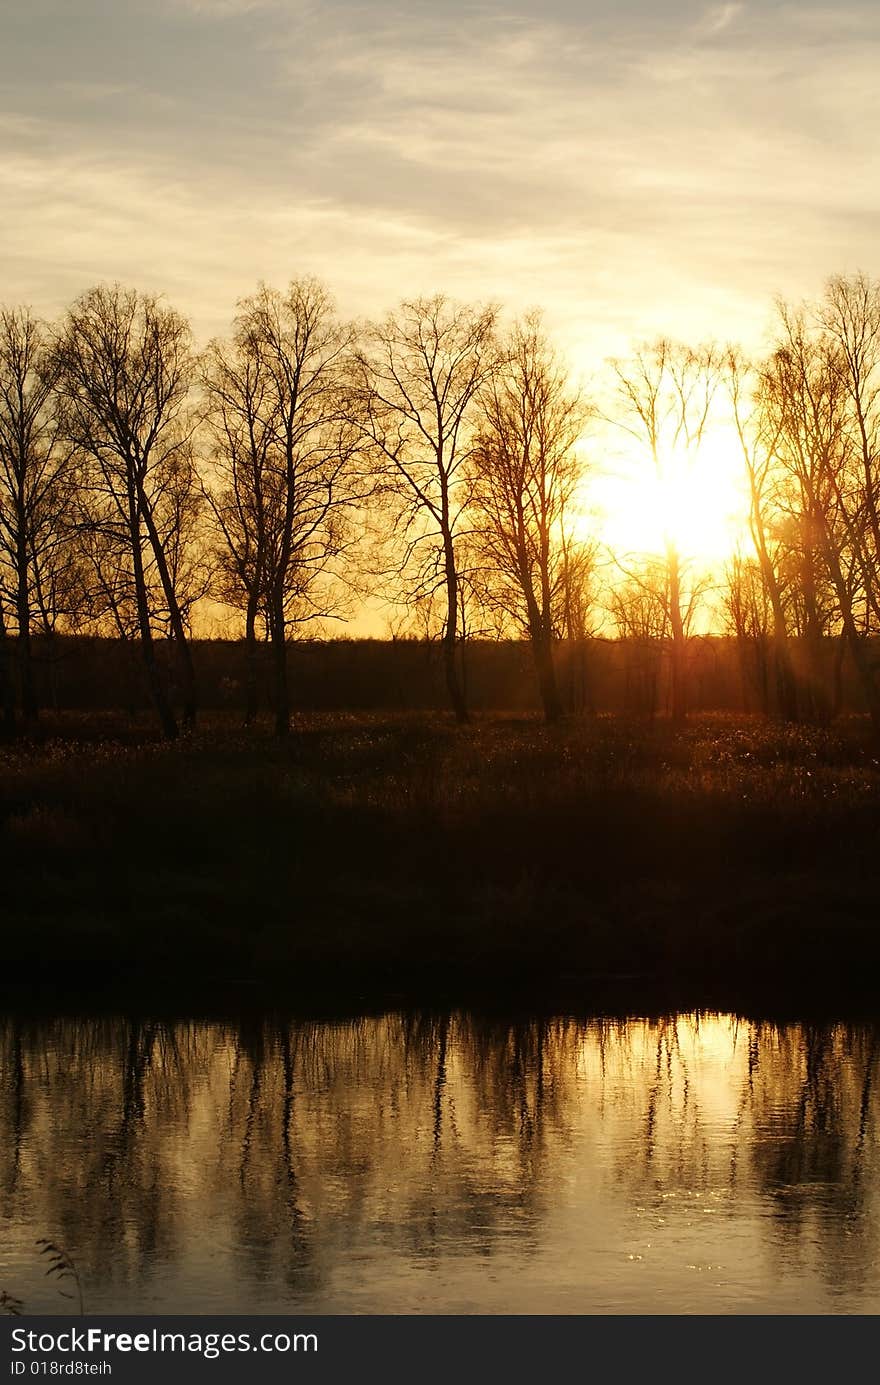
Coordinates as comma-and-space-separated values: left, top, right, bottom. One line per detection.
2, 1010, 878, 1314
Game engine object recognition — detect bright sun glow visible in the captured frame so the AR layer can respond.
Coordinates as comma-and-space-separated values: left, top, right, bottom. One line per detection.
585, 426, 750, 571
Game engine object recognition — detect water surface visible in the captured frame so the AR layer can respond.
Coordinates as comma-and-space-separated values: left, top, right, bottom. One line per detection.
2, 1011, 879, 1314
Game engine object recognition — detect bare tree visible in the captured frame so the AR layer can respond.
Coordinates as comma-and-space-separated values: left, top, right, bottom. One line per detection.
610, 339, 721, 722
203, 280, 360, 735
764, 302, 880, 735
607, 563, 669, 715
470, 315, 590, 722
0, 307, 76, 725
76, 521, 141, 639
0, 591, 13, 734
200, 327, 277, 725
820, 274, 880, 633
724, 347, 799, 720
791, 275, 880, 723
53, 285, 201, 738
351, 295, 498, 723
723, 550, 772, 711
557, 527, 598, 644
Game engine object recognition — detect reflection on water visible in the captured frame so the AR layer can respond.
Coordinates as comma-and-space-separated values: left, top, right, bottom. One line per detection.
1, 1012, 879, 1314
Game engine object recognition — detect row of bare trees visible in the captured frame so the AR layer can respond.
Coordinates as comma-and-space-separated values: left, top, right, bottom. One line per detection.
0, 281, 595, 735
598, 275, 880, 729
3, 272, 880, 735
722, 276, 880, 734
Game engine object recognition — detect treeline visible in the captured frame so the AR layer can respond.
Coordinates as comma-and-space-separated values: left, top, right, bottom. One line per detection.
2, 274, 880, 736
17, 632, 878, 719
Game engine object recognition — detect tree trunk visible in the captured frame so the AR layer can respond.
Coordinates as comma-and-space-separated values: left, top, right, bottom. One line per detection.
534, 525, 562, 723
800, 534, 831, 725
0, 608, 15, 737
819, 514, 878, 737
174, 629, 198, 733
750, 496, 799, 722
139, 499, 198, 732
130, 494, 177, 740
759, 548, 798, 721
667, 544, 687, 723
44, 628, 60, 712
831, 632, 847, 720
532, 631, 562, 724
442, 529, 467, 724
771, 624, 799, 723
844, 616, 880, 742
16, 541, 37, 724
244, 595, 259, 727
137, 614, 177, 741
271, 599, 290, 738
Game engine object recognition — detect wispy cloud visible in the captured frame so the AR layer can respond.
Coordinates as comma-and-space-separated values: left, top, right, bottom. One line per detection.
694, 3, 744, 38
167, 0, 284, 14
1, 0, 879, 359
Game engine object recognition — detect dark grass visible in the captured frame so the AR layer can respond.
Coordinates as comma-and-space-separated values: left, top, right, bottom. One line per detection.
2, 711, 880, 1009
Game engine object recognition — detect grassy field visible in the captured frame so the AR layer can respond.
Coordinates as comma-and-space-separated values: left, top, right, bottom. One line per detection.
2, 711, 879, 1008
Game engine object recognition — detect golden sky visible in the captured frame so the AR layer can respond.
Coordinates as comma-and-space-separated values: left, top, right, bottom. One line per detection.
3, 1, 878, 361
3, 0, 878, 633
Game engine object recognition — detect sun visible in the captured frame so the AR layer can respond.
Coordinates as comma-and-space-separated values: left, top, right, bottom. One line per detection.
585, 426, 751, 571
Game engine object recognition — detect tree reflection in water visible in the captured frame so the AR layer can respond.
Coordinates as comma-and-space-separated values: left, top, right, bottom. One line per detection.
1, 1012, 878, 1312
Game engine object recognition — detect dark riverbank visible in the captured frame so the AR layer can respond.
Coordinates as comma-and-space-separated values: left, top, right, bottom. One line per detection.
2, 712, 879, 1009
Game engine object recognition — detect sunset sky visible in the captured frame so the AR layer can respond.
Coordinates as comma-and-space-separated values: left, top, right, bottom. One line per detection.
3, 0, 878, 366
3, 0, 878, 632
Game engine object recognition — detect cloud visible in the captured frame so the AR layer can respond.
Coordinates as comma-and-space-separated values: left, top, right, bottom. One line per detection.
166, 0, 283, 14
694, 3, 744, 37
1, 0, 879, 362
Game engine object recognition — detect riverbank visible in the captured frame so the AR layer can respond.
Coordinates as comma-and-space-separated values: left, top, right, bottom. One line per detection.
2, 712, 879, 1008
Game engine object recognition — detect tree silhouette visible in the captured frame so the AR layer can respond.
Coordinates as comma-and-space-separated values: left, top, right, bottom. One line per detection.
351, 295, 498, 723
53, 285, 202, 738
470, 314, 591, 722
204, 280, 360, 736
